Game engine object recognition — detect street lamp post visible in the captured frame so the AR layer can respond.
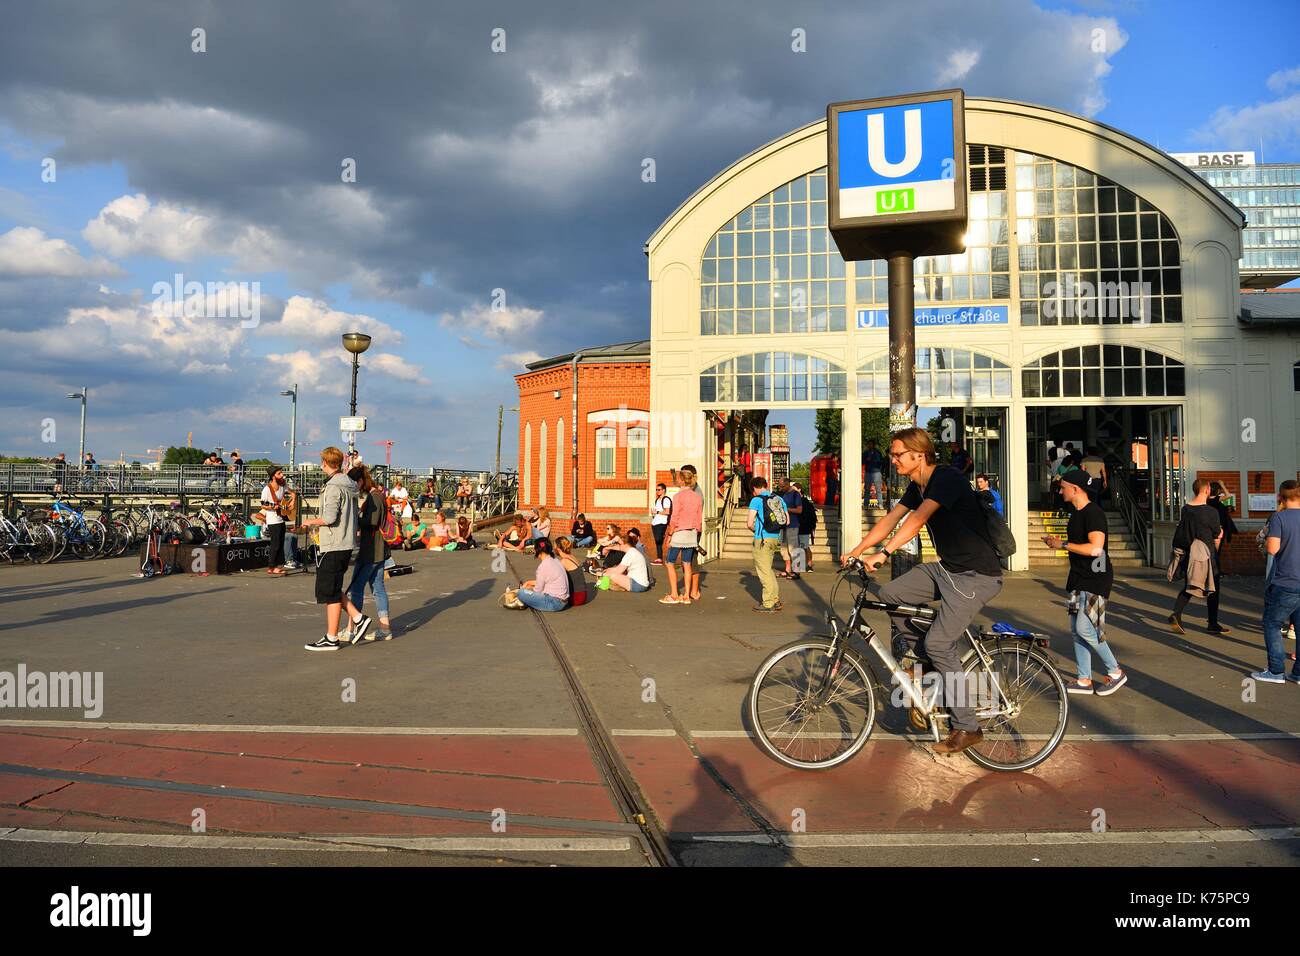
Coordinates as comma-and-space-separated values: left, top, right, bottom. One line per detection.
279, 384, 298, 469
66, 387, 87, 465
341, 332, 372, 456
496, 404, 519, 478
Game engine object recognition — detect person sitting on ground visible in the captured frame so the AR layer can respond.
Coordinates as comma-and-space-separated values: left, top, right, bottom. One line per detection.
427, 511, 453, 548
600, 530, 652, 594
531, 506, 552, 543
495, 513, 530, 552
555, 537, 591, 606
400, 515, 431, 550
452, 515, 477, 549
388, 478, 413, 521
597, 523, 625, 568
571, 514, 596, 547
513, 537, 570, 612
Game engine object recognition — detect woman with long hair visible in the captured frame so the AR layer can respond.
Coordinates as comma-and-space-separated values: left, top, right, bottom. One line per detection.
342, 465, 392, 641
453, 515, 477, 548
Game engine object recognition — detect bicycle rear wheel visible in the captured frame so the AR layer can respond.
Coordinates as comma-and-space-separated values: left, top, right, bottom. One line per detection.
963, 643, 1068, 772
747, 638, 877, 770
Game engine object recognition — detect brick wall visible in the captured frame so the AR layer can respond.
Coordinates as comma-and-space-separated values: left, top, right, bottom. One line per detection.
515, 360, 651, 520
1245, 470, 1276, 518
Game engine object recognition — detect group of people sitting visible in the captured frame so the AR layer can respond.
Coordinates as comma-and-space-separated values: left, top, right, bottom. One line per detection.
499, 511, 654, 612
399, 510, 478, 551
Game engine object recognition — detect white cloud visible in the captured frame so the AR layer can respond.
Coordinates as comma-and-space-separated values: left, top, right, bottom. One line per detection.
264, 346, 427, 392
83, 193, 216, 260
181, 360, 233, 375
936, 49, 981, 85
496, 350, 543, 370
0, 226, 125, 278
1195, 90, 1300, 155
366, 352, 430, 385
1266, 66, 1300, 94
443, 302, 544, 342
273, 295, 400, 346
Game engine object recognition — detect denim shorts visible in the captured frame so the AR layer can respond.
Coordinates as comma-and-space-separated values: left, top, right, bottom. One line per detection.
629, 579, 649, 593
665, 546, 697, 564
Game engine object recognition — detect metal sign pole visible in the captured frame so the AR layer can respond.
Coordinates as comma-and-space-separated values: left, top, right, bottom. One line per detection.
887, 254, 920, 576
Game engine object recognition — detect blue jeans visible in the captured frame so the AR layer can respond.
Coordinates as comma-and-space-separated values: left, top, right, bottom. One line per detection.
285, 532, 301, 565
1262, 584, 1300, 677
347, 561, 389, 618
518, 589, 565, 611
1072, 606, 1119, 680
573, 536, 595, 547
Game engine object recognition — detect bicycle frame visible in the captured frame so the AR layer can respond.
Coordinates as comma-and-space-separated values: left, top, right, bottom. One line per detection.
818, 571, 1017, 730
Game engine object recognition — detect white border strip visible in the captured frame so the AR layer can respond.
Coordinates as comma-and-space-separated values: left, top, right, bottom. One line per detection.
678, 730, 1300, 742
0, 720, 579, 736
0, 828, 631, 853
687, 827, 1300, 848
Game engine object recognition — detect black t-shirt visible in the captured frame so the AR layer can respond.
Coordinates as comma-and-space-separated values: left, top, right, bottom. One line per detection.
1066, 501, 1113, 597
798, 494, 816, 533
899, 466, 1002, 577
1175, 503, 1221, 551
572, 520, 595, 540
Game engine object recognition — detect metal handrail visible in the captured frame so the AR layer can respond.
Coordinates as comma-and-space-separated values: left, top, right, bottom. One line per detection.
1110, 464, 1151, 566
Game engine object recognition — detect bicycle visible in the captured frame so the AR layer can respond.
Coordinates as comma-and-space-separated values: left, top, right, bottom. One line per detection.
190, 498, 246, 541
746, 558, 1069, 773
0, 511, 60, 564
44, 496, 106, 560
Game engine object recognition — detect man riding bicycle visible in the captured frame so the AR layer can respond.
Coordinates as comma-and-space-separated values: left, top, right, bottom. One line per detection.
843, 427, 1004, 756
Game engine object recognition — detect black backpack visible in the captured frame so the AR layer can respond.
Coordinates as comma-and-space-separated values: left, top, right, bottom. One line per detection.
979, 497, 1017, 559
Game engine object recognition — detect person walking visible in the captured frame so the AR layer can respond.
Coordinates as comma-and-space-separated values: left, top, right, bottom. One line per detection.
863, 439, 886, 509
260, 464, 290, 576
776, 476, 803, 581
842, 427, 1004, 755
344, 464, 393, 642
747, 476, 784, 613
975, 473, 1004, 517
793, 480, 817, 573
51, 452, 67, 496
650, 482, 672, 565
1168, 477, 1228, 635
1043, 470, 1126, 696
1255, 480, 1300, 684
302, 447, 363, 651
661, 464, 703, 605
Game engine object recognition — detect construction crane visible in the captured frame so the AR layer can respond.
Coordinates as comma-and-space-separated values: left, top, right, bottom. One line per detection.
373, 439, 395, 467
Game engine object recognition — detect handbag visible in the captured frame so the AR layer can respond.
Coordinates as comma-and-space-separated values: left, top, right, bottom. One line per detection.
669, 529, 699, 548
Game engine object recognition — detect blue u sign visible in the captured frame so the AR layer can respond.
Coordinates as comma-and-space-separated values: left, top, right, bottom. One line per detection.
832, 95, 960, 222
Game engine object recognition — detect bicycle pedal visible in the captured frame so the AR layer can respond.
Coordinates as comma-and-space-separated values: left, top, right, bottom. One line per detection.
908, 707, 929, 732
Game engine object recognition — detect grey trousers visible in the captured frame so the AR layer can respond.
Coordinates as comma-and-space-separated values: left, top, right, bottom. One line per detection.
878, 562, 1003, 732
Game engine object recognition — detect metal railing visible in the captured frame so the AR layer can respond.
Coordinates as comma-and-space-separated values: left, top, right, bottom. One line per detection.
1110, 464, 1151, 566
1, 463, 519, 522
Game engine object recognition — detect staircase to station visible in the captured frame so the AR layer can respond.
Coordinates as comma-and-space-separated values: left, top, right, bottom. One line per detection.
719, 500, 1146, 569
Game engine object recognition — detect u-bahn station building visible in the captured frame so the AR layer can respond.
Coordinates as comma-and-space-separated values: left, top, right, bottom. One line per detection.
516, 97, 1300, 572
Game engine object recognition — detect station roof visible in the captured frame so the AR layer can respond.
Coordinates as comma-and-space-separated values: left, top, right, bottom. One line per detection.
522, 339, 651, 373
1239, 290, 1300, 327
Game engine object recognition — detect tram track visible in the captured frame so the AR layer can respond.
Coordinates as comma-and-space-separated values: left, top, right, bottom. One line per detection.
506, 564, 679, 867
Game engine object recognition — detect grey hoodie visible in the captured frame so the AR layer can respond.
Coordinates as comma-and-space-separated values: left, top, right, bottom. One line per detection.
318, 470, 359, 553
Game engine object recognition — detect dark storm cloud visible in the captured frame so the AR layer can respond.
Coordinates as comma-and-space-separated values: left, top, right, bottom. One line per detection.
0, 0, 1122, 357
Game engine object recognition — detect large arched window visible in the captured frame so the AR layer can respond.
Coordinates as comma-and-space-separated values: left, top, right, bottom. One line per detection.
1022, 346, 1185, 398
858, 347, 1012, 401
1013, 151, 1181, 325
699, 352, 847, 403
700, 170, 849, 335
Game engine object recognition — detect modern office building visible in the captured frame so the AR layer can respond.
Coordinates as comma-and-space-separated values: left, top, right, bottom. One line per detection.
520, 97, 1300, 571
1171, 151, 1300, 288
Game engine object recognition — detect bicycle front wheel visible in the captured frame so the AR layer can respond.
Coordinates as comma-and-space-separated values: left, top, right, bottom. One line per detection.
747, 638, 877, 770
964, 643, 1069, 772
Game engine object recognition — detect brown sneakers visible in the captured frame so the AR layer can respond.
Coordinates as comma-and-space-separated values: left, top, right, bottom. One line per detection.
932, 729, 983, 754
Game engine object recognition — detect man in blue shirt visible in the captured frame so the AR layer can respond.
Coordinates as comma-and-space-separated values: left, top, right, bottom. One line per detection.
975, 473, 1003, 517
1257, 479, 1300, 683
776, 476, 804, 580
746, 476, 784, 613
863, 439, 887, 509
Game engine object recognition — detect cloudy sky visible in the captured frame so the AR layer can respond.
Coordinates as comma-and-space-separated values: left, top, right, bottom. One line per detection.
1, 0, 1297, 467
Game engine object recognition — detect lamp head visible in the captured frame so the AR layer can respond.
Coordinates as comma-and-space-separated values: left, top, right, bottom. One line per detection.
342, 332, 372, 355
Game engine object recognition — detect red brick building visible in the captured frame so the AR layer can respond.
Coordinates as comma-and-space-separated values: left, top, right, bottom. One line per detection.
515, 341, 651, 522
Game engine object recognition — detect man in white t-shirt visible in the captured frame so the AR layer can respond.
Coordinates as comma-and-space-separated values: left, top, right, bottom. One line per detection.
389, 478, 412, 520
605, 537, 651, 593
